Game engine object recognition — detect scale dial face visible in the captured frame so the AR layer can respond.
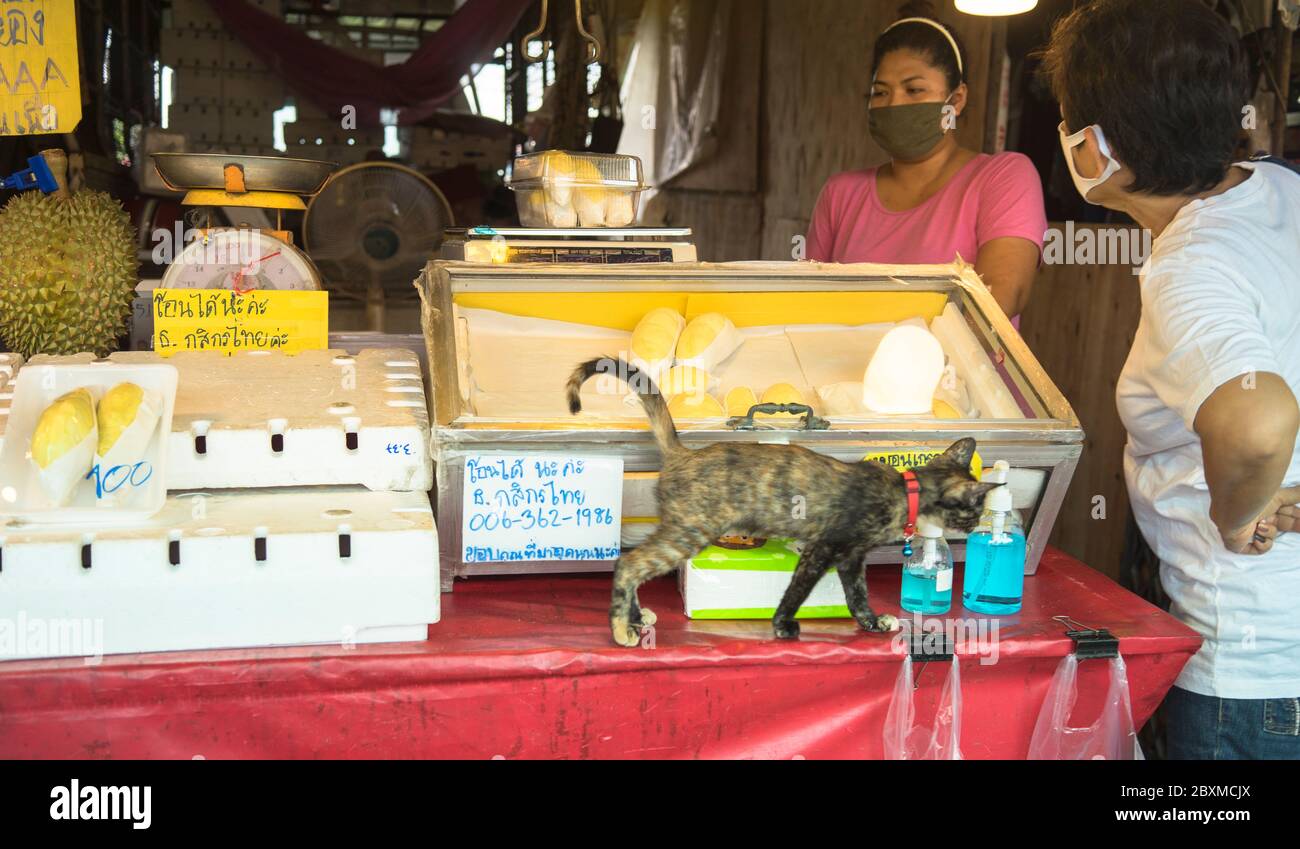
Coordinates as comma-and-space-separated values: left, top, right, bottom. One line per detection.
161, 229, 322, 291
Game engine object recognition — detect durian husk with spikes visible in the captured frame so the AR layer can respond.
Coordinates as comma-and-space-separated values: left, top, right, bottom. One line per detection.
0, 149, 138, 358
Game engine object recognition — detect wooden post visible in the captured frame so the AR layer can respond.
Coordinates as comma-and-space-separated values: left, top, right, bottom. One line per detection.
1272, 16, 1294, 156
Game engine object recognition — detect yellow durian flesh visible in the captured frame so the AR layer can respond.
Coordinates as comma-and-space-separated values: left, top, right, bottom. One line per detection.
541, 151, 578, 213
757, 383, 807, 419
724, 386, 759, 418
676, 313, 734, 361
668, 393, 725, 419
572, 158, 604, 183
631, 308, 685, 365
606, 192, 637, 227
31, 388, 96, 469
932, 399, 963, 420
97, 382, 145, 456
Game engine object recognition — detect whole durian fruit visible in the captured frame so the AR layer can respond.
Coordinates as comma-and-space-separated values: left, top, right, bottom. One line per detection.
0, 150, 137, 357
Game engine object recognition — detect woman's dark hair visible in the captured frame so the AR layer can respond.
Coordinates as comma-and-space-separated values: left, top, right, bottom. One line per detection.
1040, 0, 1251, 196
871, 1, 966, 92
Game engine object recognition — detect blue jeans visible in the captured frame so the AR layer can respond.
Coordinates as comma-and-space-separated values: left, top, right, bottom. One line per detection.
1164, 686, 1300, 760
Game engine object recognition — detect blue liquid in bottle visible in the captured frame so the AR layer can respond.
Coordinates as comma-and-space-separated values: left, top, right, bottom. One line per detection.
901, 565, 953, 615
963, 525, 1026, 615
901, 528, 953, 615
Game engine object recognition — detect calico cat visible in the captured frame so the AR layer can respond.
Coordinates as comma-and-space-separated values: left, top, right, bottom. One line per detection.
567, 357, 1003, 648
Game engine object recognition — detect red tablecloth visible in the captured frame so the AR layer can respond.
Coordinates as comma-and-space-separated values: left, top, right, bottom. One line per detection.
0, 548, 1199, 759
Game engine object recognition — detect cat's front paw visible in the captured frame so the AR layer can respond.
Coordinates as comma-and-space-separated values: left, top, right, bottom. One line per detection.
637, 607, 658, 627
773, 618, 800, 640
871, 614, 900, 633
611, 617, 643, 648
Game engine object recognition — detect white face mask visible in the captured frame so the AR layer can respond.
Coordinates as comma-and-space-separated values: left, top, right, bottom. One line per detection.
1059, 121, 1123, 202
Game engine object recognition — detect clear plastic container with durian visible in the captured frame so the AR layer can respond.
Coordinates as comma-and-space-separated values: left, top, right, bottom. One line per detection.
507, 151, 647, 228
28, 382, 163, 507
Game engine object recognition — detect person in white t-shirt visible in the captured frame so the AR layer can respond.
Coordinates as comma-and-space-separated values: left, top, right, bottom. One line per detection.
1043, 0, 1300, 759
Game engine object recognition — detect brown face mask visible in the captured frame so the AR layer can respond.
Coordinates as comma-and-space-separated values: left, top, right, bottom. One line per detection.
868, 99, 955, 161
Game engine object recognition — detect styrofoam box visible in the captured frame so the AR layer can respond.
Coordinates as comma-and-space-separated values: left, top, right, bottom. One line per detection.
0, 486, 438, 660
0, 350, 432, 493
169, 101, 225, 142
0, 363, 179, 525
170, 0, 224, 30
160, 28, 226, 70
172, 67, 226, 106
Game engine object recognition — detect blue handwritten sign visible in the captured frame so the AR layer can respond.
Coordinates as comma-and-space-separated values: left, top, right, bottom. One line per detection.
462, 454, 624, 564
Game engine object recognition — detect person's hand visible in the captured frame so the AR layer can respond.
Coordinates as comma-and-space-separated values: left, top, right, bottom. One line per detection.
1221, 516, 1278, 555
1220, 486, 1300, 555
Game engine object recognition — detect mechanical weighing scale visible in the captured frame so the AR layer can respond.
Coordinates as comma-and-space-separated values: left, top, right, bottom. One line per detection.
440, 227, 698, 265
130, 154, 340, 349
149, 152, 339, 292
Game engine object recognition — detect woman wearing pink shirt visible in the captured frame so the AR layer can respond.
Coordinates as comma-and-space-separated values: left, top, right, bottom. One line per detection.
808, 4, 1047, 318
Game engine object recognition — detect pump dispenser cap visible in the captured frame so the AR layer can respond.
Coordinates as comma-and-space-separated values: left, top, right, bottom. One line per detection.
984, 461, 1013, 512
918, 521, 944, 539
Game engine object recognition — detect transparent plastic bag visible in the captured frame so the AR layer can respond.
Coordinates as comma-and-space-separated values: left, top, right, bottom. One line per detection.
883, 655, 963, 760
1028, 653, 1139, 760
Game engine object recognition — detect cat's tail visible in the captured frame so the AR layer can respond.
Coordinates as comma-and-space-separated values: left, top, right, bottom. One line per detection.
567, 357, 682, 455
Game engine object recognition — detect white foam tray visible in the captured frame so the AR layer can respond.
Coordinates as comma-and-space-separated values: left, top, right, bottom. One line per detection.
0, 349, 432, 492
0, 486, 438, 660
0, 362, 179, 525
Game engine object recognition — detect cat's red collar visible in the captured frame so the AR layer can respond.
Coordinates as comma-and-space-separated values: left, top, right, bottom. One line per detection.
902, 470, 921, 539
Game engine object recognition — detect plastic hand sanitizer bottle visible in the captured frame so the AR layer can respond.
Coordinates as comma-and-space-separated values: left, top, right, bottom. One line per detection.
962, 461, 1026, 615
901, 521, 954, 615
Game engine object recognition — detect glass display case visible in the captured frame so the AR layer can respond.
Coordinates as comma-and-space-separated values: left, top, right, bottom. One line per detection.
418, 260, 1083, 591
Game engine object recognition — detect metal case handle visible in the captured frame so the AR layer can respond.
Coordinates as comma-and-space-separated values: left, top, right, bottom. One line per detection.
727, 403, 830, 432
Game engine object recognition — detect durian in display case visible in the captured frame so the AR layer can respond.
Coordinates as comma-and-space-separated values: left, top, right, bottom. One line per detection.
0, 150, 138, 358
418, 259, 1085, 588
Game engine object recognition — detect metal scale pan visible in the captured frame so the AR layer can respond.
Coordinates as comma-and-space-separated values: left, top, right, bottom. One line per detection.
151, 153, 338, 196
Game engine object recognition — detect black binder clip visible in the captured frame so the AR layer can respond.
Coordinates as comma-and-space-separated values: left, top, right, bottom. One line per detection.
908, 629, 953, 688
1054, 615, 1119, 660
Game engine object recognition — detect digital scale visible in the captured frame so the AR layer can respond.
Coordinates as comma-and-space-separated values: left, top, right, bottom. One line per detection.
440, 227, 697, 264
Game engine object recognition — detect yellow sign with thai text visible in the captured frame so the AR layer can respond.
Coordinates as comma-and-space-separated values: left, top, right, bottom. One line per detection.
1, 0, 82, 135
152, 289, 329, 357
864, 449, 984, 481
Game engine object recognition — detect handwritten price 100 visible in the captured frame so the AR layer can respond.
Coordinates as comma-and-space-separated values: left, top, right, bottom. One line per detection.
84, 462, 153, 499
467, 507, 615, 533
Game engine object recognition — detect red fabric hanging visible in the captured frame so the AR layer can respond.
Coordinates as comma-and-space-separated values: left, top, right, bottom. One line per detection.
205, 0, 536, 127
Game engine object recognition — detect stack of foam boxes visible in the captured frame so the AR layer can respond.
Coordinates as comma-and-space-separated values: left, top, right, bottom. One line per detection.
281, 47, 388, 168
162, 0, 284, 155
401, 125, 516, 175
282, 107, 388, 168
0, 349, 440, 660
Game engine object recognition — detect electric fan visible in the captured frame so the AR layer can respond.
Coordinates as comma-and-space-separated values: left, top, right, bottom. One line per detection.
303, 162, 454, 329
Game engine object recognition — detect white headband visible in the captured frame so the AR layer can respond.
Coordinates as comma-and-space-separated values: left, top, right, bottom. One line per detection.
885, 17, 964, 77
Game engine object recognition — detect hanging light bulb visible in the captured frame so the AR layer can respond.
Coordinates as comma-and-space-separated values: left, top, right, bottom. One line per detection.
955, 0, 1038, 15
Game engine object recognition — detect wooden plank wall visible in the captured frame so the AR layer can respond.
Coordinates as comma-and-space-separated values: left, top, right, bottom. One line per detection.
758, 0, 999, 259
1019, 234, 1143, 580
657, 1, 1000, 262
